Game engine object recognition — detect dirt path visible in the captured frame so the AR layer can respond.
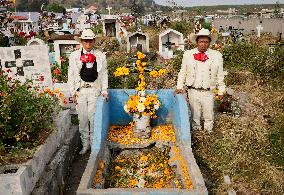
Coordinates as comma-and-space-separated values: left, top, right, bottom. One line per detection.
64, 151, 90, 195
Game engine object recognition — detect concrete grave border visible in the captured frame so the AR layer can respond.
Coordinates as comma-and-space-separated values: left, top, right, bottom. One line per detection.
0, 109, 72, 195
77, 89, 207, 195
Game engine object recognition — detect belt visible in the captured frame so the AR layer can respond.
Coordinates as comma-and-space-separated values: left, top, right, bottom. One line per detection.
82, 83, 94, 88
187, 86, 210, 91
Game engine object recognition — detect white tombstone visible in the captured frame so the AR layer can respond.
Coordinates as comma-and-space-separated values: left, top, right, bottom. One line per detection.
27, 38, 46, 46
53, 40, 80, 66
102, 15, 121, 40
256, 24, 263, 38
158, 28, 184, 59
127, 32, 150, 53
0, 45, 52, 89
221, 32, 230, 45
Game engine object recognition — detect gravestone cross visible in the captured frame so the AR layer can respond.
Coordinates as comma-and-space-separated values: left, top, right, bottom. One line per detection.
5, 49, 34, 77
256, 24, 263, 38
106, 5, 112, 15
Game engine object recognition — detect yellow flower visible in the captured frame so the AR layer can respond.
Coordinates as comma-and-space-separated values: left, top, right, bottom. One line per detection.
149, 70, 159, 78
59, 93, 65, 97
53, 88, 60, 93
158, 69, 167, 76
137, 51, 145, 60
44, 88, 51, 93
115, 166, 122, 171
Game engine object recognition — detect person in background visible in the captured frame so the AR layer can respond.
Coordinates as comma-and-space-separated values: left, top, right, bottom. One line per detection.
68, 29, 108, 154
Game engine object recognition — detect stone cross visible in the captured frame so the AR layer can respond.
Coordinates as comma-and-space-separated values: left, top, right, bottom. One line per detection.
256, 24, 263, 38
28, 12, 32, 21
106, 5, 112, 15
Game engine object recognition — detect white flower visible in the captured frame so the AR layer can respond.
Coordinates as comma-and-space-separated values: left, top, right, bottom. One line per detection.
154, 102, 160, 110
137, 103, 145, 112
138, 90, 145, 97
139, 97, 146, 102
124, 104, 129, 113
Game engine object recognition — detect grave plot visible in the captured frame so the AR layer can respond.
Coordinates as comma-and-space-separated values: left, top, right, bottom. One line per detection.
77, 89, 207, 195
93, 124, 192, 189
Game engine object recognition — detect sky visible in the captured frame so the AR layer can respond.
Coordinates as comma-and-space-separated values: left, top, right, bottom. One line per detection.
154, 0, 284, 7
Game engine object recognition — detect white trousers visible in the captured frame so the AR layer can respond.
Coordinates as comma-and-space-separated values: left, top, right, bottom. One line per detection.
76, 88, 100, 147
187, 88, 214, 131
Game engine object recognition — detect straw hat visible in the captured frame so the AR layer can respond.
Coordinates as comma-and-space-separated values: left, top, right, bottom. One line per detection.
189, 28, 218, 45
74, 29, 96, 43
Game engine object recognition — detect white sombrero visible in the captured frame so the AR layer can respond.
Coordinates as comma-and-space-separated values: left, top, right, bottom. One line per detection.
189, 28, 218, 45
74, 29, 97, 43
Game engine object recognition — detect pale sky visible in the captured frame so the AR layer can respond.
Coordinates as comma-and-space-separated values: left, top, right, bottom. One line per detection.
154, 0, 284, 7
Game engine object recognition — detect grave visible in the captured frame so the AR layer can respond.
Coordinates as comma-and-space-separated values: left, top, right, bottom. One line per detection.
77, 89, 207, 194
127, 31, 149, 53
0, 45, 52, 89
102, 15, 120, 39
158, 28, 185, 59
256, 24, 263, 38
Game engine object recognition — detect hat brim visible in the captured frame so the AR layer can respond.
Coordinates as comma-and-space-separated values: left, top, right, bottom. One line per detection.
74, 36, 96, 43
189, 33, 218, 45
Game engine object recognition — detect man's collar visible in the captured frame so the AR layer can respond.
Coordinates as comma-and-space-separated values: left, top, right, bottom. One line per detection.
195, 48, 209, 55
82, 47, 94, 54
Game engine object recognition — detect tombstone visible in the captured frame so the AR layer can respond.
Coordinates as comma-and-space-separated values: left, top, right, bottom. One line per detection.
102, 16, 120, 39
158, 28, 184, 59
221, 32, 230, 45
256, 24, 263, 38
0, 45, 52, 89
127, 32, 149, 53
27, 38, 46, 46
53, 39, 80, 65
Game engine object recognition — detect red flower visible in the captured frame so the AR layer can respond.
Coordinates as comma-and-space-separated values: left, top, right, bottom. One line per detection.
29, 31, 37, 36
80, 53, 96, 63
39, 75, 45, 82
7, 77, 12, 81
53, 69, 61, 75
193, 52, 209, 62
6, 68, 12, 73
18, 31, 25, 36
60, 57, 65, 62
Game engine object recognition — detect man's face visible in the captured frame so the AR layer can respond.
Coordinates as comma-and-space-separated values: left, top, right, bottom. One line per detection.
81, 39, 95, 51
196, 36, 210, 52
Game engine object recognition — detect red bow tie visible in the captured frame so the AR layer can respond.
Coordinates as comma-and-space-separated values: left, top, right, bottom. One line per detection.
80, 53, 96, 63
193, 52, 209, 62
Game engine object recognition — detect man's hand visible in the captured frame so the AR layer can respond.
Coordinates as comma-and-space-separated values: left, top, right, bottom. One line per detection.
73, 95, 77, 105
174, 89, 184, 96
102, 92, 109, 102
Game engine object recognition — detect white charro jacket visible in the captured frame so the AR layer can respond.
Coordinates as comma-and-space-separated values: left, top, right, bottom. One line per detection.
67, 48, 108, 96
177, 48, 226, 94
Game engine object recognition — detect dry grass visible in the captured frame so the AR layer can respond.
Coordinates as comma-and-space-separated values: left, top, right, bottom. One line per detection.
192, 72, 284, 194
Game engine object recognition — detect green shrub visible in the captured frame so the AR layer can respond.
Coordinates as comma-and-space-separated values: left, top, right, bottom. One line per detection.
0, 71, 61, 152
222, 42, 284, 88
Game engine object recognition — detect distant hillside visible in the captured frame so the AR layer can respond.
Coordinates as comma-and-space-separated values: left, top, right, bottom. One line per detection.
50, 0, 157, 10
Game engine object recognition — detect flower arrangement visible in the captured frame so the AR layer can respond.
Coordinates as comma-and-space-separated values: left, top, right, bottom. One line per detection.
213, 88, 241, 117
114, 51, 167, 118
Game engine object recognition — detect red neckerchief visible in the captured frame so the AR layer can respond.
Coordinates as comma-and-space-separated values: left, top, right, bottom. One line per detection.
193, 52, 209, 62
80, 53, 96, 63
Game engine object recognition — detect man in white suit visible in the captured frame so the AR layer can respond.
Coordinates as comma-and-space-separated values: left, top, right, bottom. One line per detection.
68, 29, 109, 154
175, 28, 225, 133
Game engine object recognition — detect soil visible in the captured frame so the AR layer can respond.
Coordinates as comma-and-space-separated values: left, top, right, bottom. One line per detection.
64, 151, 90, 195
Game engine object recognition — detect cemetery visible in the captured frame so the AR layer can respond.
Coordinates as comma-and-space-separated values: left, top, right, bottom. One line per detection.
0, 1, 284, 195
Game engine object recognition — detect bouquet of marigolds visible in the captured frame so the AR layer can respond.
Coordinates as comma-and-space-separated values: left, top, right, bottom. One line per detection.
114, 51, 166, 118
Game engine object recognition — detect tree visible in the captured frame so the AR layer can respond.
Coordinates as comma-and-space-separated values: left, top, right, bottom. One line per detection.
46, 3, 66, 13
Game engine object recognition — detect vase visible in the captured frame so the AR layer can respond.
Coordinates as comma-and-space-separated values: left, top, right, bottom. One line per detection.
133, 113, 151, 139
